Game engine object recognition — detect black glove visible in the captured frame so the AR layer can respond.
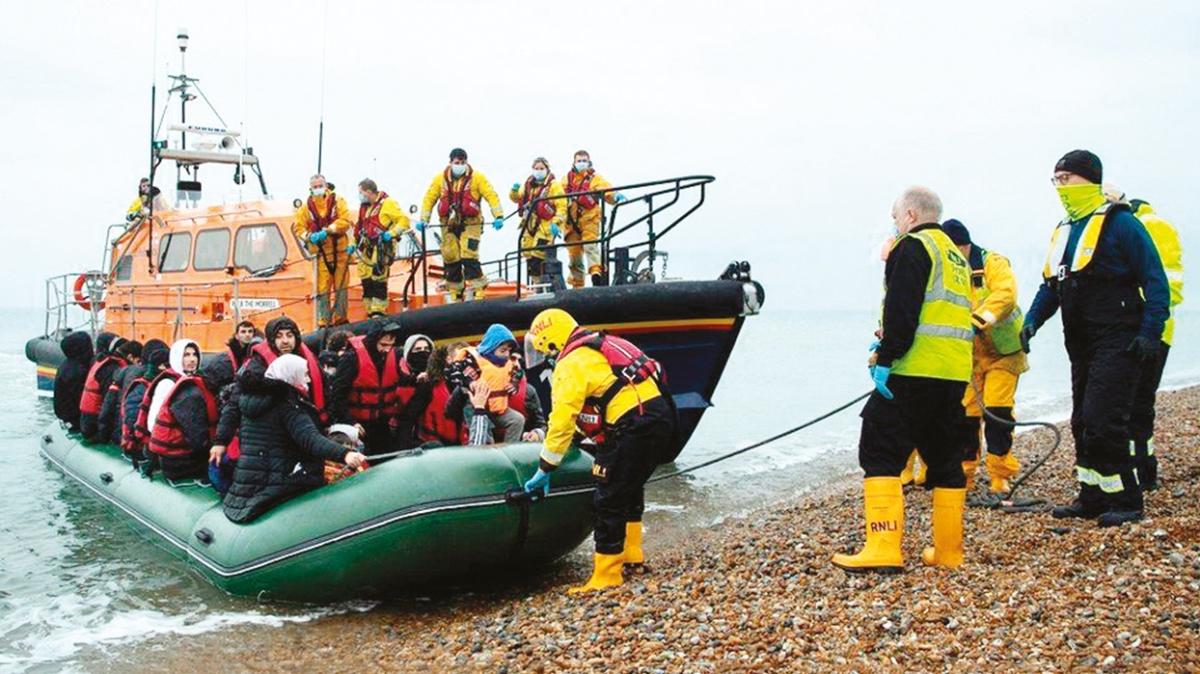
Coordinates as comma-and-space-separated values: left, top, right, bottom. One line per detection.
1019, 324, 1037, 354
1126, 335, 1160, 364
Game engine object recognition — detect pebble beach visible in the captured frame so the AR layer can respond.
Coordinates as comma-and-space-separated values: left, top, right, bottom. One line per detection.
104, 386, 1200, 673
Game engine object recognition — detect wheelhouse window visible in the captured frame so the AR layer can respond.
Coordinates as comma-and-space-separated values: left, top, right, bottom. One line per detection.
114, 254, 133, 281
234, 224, 287, 273
157, 232, 192, 272
193, 229, 231, 271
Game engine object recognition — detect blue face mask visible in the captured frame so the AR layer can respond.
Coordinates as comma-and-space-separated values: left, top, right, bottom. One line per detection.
311, 187, 326, 197
532, 169, 547, 182
574, 161, 590, 173
450, 163, 467, 178
359, 192, 370, 204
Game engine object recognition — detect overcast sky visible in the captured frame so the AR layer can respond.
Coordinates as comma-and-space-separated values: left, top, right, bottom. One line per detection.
1, 1, 1196, 316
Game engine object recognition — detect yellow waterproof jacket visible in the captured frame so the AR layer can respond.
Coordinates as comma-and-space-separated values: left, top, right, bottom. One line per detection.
1135, 202, 1184, 345
969, 249, 1028, 371
540, 347, 661, 467
420, 168, 504, 224
292, 192, 353, 253
562, 170, 617, 229
126, 196, 145, 218
355, 195, 410, 240
510, 178, 567, 238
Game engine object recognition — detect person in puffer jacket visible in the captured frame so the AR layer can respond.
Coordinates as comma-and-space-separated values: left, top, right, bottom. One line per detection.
53, 331, 95, 432
150, 352, 235, 481
223, 354, 365, 523
118, 340, 169, 455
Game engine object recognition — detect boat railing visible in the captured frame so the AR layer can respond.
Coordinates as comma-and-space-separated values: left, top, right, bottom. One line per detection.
42, 272, 104, 340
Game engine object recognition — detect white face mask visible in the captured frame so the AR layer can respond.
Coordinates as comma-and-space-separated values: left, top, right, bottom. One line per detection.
311, 186, 326, 197
532, 168, 547, 182
359, 192, 370, 204
450, 163, 467, 178
574, 160, 590, 172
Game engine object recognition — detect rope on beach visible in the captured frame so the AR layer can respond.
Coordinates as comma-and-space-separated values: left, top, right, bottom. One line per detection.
969, 379, 1064, 511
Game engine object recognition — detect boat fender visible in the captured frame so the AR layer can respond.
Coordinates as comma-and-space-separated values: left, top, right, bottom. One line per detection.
194, 528, 214, 545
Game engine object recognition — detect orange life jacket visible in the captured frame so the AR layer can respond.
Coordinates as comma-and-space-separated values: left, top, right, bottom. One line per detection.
148, 376, 217, 458
250, 341, 326, 414
457, 376, 530, 446
132, 369, 182, 448
347, 335, 400, 422
437, 168, 481, 220
306, 193, 337, 233
355, 192, 392, 240
461, 347, 518, 414
566, 169, 598, 211
80, 354, 127, 416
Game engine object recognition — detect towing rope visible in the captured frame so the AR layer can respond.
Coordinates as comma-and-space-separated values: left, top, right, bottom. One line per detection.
967, 378, 1063, 512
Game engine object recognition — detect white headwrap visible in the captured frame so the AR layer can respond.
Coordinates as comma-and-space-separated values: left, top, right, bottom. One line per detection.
265, 353, 310, 393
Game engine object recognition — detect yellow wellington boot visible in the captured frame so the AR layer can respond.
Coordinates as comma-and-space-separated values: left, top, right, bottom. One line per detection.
961, 460, 978, 492
567, 553, 624, 594
832, 476, 904, 574
623, 521, 647, 573
921, 488, 966, 569
985, 452, 1020, 495
912, 454, 926, 486
900, 453, 915, 486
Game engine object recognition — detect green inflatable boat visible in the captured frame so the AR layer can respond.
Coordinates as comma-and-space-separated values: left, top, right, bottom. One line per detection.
40, 424, 597, 602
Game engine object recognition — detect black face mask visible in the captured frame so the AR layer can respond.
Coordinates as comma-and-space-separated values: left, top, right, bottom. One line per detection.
407, 350, 431, 373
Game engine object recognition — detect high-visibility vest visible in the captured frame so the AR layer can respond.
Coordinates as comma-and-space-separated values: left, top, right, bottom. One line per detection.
347, 336, 399, 422
972, 248, 1025, 356
1133, 202, 1184, 346
888, 229, 973, 382
148, 376, 218, 458
80, 355, 127, 416
1042, 202, 1126, 281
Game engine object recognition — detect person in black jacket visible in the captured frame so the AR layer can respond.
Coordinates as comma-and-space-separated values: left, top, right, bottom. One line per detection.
154, 353, 236, 481
328, 318, 402, 453
227, 320, 258, 371
223, 354, 365, 523
79, 332, 126, 440
53, 331, 94, 432
96, 340, 144, 444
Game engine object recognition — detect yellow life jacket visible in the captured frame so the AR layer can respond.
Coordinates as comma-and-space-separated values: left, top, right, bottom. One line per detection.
973, 248, 1025, 356
1042, 202, 1120, 281
1133, 201, 1184, 346
888, 228, 973, 382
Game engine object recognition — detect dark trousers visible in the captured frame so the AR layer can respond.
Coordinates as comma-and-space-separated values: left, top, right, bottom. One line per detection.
360, 419, 393, 456
859, 375, 967, 488
1130, 343, 1169, 488
957, 406, 1016, 462
361, 278, 388, 301
1065, 324, 1144, 512
591, 397, 675, 554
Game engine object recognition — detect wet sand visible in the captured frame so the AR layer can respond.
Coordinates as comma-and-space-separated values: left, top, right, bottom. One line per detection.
103, 387, 1200, 673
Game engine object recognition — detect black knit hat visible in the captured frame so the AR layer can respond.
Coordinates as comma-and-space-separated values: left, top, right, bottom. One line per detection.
1055, 150, 1103, 184
941, 219, 971, 246
449, 147, 468, 161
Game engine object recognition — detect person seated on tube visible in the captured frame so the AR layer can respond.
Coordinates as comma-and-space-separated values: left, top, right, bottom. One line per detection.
452, 325, 526, 443
325, 423, 366, 483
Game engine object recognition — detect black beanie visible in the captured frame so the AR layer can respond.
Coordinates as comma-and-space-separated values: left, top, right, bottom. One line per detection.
941, 219, 971, 246
449, 147, 468, 161
143, 339, 170, 368
1055, 150, 1103, 184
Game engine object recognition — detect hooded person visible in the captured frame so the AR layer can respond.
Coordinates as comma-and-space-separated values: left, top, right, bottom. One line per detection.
148, 352, 235, 481
97, 339, 144, 444
119, 339, 168, 455
223, 354, 366, 524
133, 339, 200, 475
79, 332, 129, 440
391, 334, 434, 448
329, 317, 404, 454
237, 316, 325, 412
457, 324, 526, 443
53, 331, 95, 432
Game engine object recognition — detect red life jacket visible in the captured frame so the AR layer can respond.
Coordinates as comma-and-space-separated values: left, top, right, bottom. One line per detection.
119, 374, 151, 451
567, 170, 598, 211
520, 176, 558, 229
80, 355, 127, 416
132, 369, 182, 447
395, 358, 417, 410
418, 381, 461, 445
356, 192, 392, 240
306, 193, 337, 233
148, 376, 218, 458
437, 168, 481, 219
250, 341, 326, 413
559, 330, 664, 441
347, 335, 400, 422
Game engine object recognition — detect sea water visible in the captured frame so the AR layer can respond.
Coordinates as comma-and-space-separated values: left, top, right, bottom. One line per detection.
1, 306, 1196, 671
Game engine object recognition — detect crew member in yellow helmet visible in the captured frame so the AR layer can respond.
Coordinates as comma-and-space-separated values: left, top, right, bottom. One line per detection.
941, 219, 1028, 497
1103, 183, 1184, 492
522, 308, 677, 593
834, 186, 973, 574
1023, 150, 1169, 528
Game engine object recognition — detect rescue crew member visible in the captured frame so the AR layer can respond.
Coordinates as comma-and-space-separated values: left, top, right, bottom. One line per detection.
561, 151, 627, 288
125, 178, 166, 225
523, 309, 676, 593
148, 353, 235, 481
349, 178, 410, 317
510, 157, 566, 286
1023, 150, 1169, 527
833, 186, 973, 573
97, 340, 143, 444
416, 148, 505, 302
79, 332, 127, 441
941, 219, 1028, 497
226, 320, 257, 371
293, 175, 353, 327
53, 331, 95, 433
1103, 185, 1184, 492
329, 318, 403, 454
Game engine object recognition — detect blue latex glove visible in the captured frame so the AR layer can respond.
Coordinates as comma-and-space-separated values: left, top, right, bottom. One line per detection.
491, 219, 504, 231
870, 364, 894, 400
309, 230, 327, 245
415, 220, 426, 233
868, 340, 880, 352
345, 243, 357, 255
381, 230, 393, 243
614, 193, 628, 203
523, 468, 550, 495
512, 183, 521, 192
550, 224, 562, 239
